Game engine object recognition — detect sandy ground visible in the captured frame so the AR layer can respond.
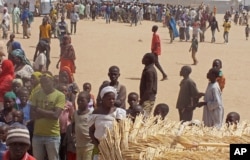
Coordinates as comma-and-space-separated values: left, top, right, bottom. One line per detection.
5, 14, 250, 122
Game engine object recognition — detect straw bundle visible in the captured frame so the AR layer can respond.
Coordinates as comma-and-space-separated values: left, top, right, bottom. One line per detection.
99, 116, 250, 160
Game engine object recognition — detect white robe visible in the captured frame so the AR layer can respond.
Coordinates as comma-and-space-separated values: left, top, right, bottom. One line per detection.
202, 82, 224, 129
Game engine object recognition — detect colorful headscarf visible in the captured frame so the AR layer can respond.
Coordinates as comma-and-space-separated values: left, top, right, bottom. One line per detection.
11, 49, 31, 66
0, 60, 14, 78
32, 72, 42, 81
60, 66, 74, 83
4, 91, 16, 100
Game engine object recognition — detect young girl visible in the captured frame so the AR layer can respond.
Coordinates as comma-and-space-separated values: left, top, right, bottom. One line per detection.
83, 82, 96, 112
89, 86, 126, 159
63, 123, 76, 160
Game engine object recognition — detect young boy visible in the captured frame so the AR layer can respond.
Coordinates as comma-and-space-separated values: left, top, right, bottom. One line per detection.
12, 110, 24, 124
0, 124, 8, 159
83, 82, 96, 112
226, 112, 240, 125
73, 91, 93, 160
212, 59, 225, 91
197, 68, 224, 129
3, 126, 35, 160
6, 33, 15, 57
127, 92, 139, 115
0, 19, 8, 39
153, 103, 169, 120
189, 35, 198, 65
223, 18, 231, 43
245, 24, 249, 40
16, 87, 31, 124
151, 25, 168, 80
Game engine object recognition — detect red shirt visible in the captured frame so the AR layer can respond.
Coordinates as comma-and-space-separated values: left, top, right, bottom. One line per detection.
3, 151, 36, 160
151, 33, 161, 55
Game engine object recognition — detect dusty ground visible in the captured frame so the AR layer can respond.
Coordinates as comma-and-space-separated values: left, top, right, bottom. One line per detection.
6, 14, 250, 122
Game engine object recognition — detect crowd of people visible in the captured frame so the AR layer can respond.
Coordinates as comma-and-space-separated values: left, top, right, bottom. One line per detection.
0, 1, 244, 160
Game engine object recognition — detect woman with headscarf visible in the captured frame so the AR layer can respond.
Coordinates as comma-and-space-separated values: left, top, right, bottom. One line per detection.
88, 86, 126, 159
21, 8, 30, 39
0, 92, 17, 125
11, 49, 33, 79
59, 66, 79, 109
56, 35, 76, 73
0, 60, 15, 111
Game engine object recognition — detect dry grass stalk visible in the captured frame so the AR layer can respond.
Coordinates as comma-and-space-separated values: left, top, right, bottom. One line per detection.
99, 117, 250, 160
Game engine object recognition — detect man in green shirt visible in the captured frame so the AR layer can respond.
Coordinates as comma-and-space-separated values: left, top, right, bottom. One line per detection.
30, 74, 65, 160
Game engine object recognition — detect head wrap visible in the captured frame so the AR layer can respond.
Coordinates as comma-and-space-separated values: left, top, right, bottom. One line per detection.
32, 72, 42, 81
0, 60, 14, 78
11, 49, 31, 66
12, 78, 23, 86
12, 41, 22, 50
6, 127, 30, 145
100, 86, 117, 99
4, 91, 16, 100
60, 66, 74, 83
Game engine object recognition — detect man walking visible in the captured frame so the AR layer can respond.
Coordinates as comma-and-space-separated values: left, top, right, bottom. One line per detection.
12, 4, 21, 34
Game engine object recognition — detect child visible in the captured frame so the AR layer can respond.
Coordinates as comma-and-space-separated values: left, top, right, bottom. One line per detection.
127, 92, 139, 115
126, 92, 144, 121
212, 59, 225, 91
245, 24, 249, 40
6, 33, 15, 56
153, 103, 169, 120
57, 83, 74, 160
73, 91, 93, 160
12, 110, 24, 124
63, 123, 76, 160
0, 92, 17, 125
0, 124, 8, 159
33, 41, 47, 72
16, 87, 31, 124
83, 82, 96, 112
0, 19, 8, 39
226, 112, 240, 125
189, 35, 198, 65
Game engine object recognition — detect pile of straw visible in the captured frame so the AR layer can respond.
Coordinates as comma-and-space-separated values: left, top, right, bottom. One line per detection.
99, 115, 250, 160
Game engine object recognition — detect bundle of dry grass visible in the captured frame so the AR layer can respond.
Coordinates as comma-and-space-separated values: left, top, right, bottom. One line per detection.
98, 115, 250, 160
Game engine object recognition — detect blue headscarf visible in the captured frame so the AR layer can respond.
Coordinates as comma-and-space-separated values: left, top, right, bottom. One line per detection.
11, 49, 31, 66
12, 41, 22, 50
